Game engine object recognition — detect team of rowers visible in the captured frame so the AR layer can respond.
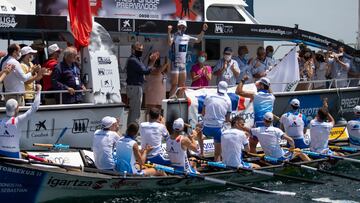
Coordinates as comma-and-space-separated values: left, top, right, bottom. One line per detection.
91, 77, 360, 176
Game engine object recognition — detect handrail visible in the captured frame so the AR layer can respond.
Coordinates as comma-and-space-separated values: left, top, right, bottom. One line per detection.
0, 89, 93, 105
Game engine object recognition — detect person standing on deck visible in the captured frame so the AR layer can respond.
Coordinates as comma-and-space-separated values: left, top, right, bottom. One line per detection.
280, 99, 309, 149
0, 84, 42, 158
233, 45, 253, 84
166, 118, 198, 173
347, 106, 360, 149
249, 112, 311, 162
222, 116, 260, 169
126, 42, 159, 125
167, 20, 208, 97
309, 99, 344, 156
199, 81, 232, 161
236, 76, 275, 153
92, 116, 121, 170
116, 122, 165, 176
213, 47, 240, 86
140, 108, 171, 166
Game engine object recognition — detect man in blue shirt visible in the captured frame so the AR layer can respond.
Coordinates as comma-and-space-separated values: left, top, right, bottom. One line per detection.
126, 42, 159, 125
52, 47, 86, 104
233, 45, 253, 84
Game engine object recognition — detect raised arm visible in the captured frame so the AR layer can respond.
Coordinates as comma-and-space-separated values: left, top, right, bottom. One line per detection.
235, 78, 255, 99
16, 84, 42, 124
194, 23, 208, 43
167, 25, 173, 46
0, 64, 14, 83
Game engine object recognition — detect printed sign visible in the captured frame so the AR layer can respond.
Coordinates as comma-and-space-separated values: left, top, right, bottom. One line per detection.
0, 14, 17, 28
36, 0, 204, 21
0, 0, 35, 15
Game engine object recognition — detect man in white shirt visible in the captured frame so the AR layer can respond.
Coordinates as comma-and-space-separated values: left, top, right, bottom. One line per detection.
0, 43, 40, 106
168, 20, 208, 97
92, 116, 121, 170
280, 98, 309, 149
201, 81, 232, 161
0, 84, 42, 158
222, 116, 260, 168
309, 103, 343, 156
140, 108, 171, 165
347, 106, 360, 149
250, 112, 311, 162
213, 47, 240, 86
329, 47, 351, 88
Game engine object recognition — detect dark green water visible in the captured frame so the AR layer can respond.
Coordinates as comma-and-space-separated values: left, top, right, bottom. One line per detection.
103, 163, 360, 203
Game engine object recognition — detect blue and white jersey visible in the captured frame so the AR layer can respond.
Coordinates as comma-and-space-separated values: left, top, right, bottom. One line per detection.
115, 137, 137, 174
92, 129, 121, 170
309, 119, 333, 153
172, 32, 197, 65
140, 122, 169, 158
203, 93, 232, 128
347, 118, 360, 146
0, 91, 41, 158
280, 111, 308, 139
253, 91, 275, 127
251, 126, 285, 158
221, 128, 249, 167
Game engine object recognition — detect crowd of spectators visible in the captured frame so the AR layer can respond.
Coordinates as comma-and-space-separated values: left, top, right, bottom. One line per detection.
0, 40, 359, 122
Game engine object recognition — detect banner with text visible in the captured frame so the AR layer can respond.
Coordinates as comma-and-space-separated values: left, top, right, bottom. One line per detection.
36, 0, 204, 21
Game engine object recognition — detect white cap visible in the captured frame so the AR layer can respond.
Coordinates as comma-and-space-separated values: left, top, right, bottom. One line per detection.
290, 98, 300, 107
20, 46, 37, 56
48, 44, 61, 55
263, 112, 273, 122
257, 77, 271, 87
177, 20, 187, 27
354, 105, 360, 115
218, 81, 228, 94
6, 99, 18, 117
173, 118, 185, 131
101, 116, 117, 129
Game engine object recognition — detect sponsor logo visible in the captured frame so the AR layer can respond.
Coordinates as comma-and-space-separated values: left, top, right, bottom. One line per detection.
0, 130, 13, 137
214, 24, 233, 34
35, 120, 47, 131
341, 97, 360, 113
120, 19, 133, 32
98, 68, 113, 76
101, 79, 114, 88
72, 119, 89, 134
47, 176, 93, 188
97, 57, 111, 65
1, 6, 7, 12
0, 14, 17, 28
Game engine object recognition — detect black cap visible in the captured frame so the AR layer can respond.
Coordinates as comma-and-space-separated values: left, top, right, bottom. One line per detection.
223, 47, 232, 53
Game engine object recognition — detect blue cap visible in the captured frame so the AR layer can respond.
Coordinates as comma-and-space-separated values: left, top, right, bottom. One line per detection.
223, 47, 233, 53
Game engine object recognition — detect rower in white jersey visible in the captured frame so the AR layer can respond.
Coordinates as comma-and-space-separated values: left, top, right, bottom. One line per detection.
249, 112, 311, 162
0, 84, 41, 158
140, 108, 171, 165
236, 76, 276, 153
280, 98, 309, 149
166, 118, 198, 173
200, 81, 232, 161
167, 20, 208, 97
309, 99, 344, 156
347, 106, 360, 149
222, 116, 260, 168
115, 122, 165, 176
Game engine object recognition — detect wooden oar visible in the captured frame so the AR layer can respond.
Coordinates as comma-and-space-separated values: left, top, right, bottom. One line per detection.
145, 163, 296, 196
33, 143, 70, 150
200, 160, 325, 184
284, 161, 360, 182
300, 150, 360, 164
329, 146, 359, 153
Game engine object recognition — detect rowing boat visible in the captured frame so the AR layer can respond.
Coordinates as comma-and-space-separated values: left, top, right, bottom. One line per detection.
1, 150, 359, 203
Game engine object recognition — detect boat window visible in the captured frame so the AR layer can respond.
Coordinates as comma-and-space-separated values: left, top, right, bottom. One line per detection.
205, 39, 220, 60
206, 6, 245, 22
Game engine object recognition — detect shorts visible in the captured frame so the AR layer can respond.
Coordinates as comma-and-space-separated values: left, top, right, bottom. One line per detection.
202, 126, 222, 143
171, 63, 186, 73
147, 154, 172, 166
241, 161, 252, 169
264, 150, 294, 164
287, 138, 309, 149
173, 165, 197, 174
305, 149, 334, 159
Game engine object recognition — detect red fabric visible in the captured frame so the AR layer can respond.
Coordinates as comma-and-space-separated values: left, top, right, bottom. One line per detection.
42, 59, 58, 91
68, 0, 92, 49
238, 96, 246, 111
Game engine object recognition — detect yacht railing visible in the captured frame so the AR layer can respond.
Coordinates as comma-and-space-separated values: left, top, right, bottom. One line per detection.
0, 89, 92, 105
